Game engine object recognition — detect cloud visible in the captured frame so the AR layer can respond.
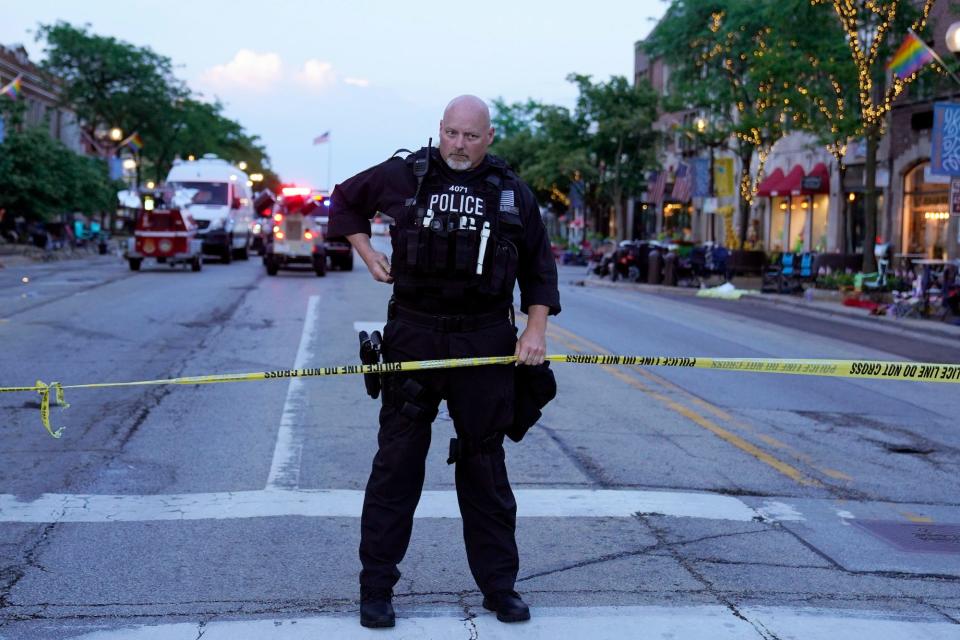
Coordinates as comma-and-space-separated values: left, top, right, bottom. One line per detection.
200, 50, 283, 92
295, 59, 337, 91
344, 77, 370, 88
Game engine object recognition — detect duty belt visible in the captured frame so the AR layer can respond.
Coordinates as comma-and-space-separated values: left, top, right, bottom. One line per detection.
393, 305, 512, 332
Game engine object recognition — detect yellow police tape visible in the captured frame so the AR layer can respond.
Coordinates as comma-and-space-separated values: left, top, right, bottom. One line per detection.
2, 355, 959, 438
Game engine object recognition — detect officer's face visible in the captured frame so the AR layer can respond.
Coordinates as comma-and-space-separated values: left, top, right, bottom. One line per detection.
439, 108, 494, 171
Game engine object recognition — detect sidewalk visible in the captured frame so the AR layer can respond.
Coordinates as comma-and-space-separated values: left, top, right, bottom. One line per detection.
0, 241, 122, 269
578, 275, 960, 343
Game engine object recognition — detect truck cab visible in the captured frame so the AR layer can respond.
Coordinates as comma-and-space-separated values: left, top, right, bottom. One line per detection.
263, 187, 327, 277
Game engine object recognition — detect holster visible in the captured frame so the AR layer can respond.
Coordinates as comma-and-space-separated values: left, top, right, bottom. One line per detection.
505, 362, 557, 443
358, 330, 383, 399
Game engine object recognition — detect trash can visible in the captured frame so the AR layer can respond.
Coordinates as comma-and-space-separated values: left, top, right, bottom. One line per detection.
647, 248, 663, 285
663, 251, 678, 287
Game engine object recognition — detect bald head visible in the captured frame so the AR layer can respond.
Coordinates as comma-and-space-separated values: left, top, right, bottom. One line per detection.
439, 95, 495, 171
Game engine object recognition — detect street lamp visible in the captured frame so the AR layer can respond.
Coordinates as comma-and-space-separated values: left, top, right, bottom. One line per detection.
947, 22, 960, 53
250, 173, 264, 183
122, 158, 137, 171
237, 161, 248, 171
109, 127, 124, 142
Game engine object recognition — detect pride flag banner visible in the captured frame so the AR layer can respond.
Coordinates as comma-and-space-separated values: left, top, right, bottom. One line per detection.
1, 74, 22, 99
121, 132, 144, 153
888, 31, 935, 80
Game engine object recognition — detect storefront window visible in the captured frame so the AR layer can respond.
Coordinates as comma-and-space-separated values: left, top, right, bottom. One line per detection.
789, 199, 806, 252
662, 203, 690, 238
811, 194, 828, 252
769, 197, 788, 251
902, 162, 949, 258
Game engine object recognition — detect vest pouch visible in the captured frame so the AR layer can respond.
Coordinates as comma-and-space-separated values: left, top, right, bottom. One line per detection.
453, 228, 478, 274
404, 228, 419, 268
429, 218, 450, 273
487, 238, 518, 295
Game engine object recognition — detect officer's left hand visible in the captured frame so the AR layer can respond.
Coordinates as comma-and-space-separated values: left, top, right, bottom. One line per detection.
515, 326, 546, 366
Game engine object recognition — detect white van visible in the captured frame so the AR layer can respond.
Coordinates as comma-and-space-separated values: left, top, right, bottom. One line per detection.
165, 154, 255, 262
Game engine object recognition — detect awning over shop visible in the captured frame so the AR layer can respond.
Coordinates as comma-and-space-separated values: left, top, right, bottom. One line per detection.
772, 165, 805, 196
801, 162, 830, 194
756, 168, 785, 197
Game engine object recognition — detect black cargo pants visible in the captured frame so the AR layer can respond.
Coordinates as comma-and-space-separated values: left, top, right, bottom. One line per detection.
359, 314, 519, 596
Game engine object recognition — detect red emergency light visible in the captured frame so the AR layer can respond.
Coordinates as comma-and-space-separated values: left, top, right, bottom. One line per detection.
282, 187, 312, 197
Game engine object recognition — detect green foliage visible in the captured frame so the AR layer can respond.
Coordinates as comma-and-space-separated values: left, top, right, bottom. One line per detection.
0, 127, 118, 221
490, 75, 658, 237
37, 21, 278, 186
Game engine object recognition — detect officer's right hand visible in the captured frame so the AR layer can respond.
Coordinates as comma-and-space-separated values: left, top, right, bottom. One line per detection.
365, 251, 393, 283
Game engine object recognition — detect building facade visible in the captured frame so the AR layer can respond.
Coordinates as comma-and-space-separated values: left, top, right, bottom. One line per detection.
636, 0, 960, 262
0, 43, 85, 154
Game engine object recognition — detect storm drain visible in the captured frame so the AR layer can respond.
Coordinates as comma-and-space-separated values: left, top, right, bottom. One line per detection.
854, 520, 960, 553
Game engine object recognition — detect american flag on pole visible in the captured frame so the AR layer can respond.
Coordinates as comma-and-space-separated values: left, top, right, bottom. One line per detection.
313, 131, 331, 145
649, 169, 668, 204
671, 162, 693, 203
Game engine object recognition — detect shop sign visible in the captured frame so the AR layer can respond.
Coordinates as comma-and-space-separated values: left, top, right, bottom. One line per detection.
931, 102, 960, 176
801, 175, 822, 191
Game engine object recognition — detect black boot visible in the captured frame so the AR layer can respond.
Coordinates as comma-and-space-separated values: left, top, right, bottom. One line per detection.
360, 587, 395, 628
482, 590, 531, 623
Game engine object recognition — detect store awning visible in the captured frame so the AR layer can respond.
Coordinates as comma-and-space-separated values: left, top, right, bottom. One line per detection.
772, 165, 805, 196
801, 163, 830, 194
756, 168, 785, 197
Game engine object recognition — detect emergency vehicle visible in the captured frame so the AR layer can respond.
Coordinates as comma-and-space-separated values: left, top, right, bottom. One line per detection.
125, 190, 203, 272
165, 154, 255, 263
311, 191, 354, 271
263, 187, 327, 276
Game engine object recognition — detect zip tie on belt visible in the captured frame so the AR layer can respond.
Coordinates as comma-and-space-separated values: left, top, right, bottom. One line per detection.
2, 355, 958, 438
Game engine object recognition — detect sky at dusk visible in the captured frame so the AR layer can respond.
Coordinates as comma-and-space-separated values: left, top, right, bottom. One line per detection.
1, 0, 665, 189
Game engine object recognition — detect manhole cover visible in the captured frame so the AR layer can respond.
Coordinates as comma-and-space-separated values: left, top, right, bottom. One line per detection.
854, 520, 960, 553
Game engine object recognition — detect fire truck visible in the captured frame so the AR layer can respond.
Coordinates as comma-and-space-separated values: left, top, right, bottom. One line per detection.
262, 187, 326, 276
125, 190, 204, 272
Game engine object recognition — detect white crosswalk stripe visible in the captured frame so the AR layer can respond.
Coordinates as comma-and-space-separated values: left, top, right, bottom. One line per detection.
65, 605, 960, 639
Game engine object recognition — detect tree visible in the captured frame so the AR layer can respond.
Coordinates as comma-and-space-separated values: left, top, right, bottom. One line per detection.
37, 22, 280, 191
647, 0, 803, 247
811, 0, 938, 272
0, 126, 117, 223
568, 74, 659, 239
491, 75, 658, 240
37, 22, 186, 155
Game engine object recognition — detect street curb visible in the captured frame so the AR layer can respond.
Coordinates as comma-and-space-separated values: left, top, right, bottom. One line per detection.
577, 277, 960, 344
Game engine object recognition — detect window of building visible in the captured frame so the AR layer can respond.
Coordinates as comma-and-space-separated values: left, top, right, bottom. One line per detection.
811, 194, 829, 252
902, 161, 950, 258
769, 196, 788, 251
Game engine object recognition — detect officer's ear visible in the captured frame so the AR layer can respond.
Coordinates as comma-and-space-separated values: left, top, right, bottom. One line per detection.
486, 126, 495, 145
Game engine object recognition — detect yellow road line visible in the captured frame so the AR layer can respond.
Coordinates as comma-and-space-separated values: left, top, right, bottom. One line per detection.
546, 321, 854, 483
545, 326, 822, 487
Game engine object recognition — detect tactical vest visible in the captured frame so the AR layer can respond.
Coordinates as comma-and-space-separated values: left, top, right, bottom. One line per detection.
391, 149, 524, 304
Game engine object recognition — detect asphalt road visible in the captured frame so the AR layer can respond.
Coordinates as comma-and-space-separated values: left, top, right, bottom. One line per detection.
0, 242, 958, 639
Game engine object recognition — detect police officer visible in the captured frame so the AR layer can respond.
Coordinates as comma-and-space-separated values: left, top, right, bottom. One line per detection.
329, 95, 560, 628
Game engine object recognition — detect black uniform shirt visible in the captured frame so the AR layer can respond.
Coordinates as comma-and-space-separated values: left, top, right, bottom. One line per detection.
329, 149, 561, 316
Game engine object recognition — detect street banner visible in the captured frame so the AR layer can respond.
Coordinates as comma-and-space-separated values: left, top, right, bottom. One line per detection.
0, 115, 4, 144
931, 102, 960, 176
714, 158, 735, 197
692, 158, 710, 197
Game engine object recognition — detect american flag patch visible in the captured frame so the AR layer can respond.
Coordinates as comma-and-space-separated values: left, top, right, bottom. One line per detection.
500, 190, 515, 208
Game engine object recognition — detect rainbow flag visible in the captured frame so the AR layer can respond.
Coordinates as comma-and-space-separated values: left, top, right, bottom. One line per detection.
1, 74, 22, 99
887, 31, 936, 80
121, 132, 144, 152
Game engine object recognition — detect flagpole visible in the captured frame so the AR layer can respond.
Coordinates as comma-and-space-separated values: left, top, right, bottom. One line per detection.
327, 139, 332, 190
909, 28, 960, 88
